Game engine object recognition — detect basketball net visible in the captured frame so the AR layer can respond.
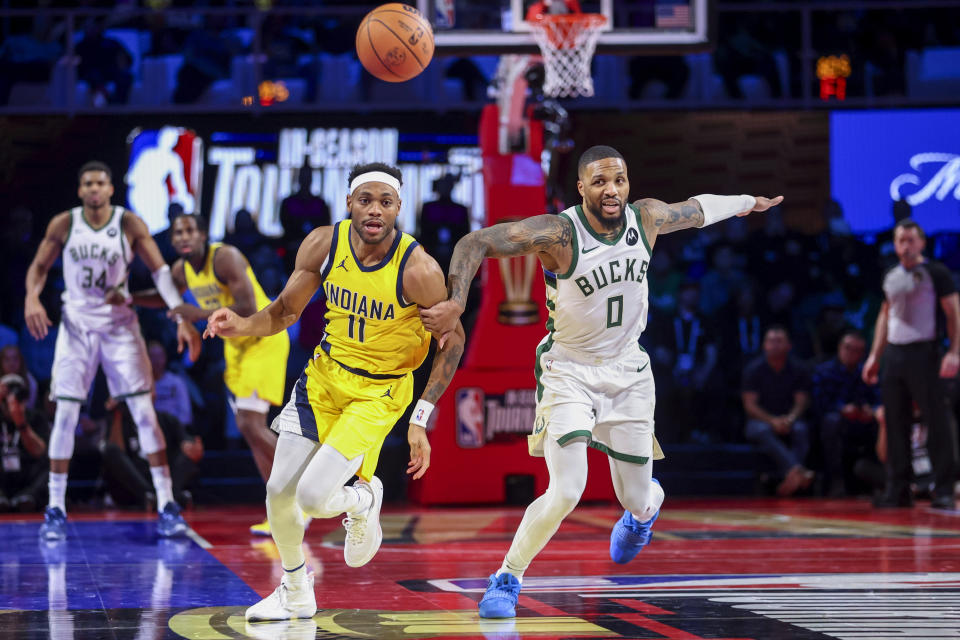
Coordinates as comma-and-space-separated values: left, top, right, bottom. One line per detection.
527, 13, 606, 98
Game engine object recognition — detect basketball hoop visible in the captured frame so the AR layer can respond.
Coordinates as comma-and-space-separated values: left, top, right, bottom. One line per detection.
526, 13, 606, 98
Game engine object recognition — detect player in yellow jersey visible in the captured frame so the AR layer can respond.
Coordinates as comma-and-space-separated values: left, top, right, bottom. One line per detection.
132, 211, 292, 534
205, 163, 465, 621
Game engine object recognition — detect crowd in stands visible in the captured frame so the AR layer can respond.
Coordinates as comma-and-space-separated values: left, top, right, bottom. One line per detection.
2, 2, 960, 107
2, 180, 958, 509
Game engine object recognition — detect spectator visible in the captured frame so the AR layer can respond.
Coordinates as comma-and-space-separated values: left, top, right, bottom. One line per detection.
0, 374, 48, 512
1, 345, 39, 410
147, 341, 192, 430
720, 283, 763, 371
650, 281, 719, 443
812, 330, 881, 496
279, 169, 330, 274
173, 26, 231, 104
742, 326, 814, 496
418, 171, 470, 274
100, 397, 202, 509
75, 21, 133, 105
699, 243, 747, 316
863, 218, 959, 510
0, 18, 62, 105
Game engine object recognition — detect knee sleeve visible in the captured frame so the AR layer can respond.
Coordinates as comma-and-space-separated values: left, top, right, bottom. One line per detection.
622, 477, 664, 522
49, 400, 81, 460
126, 394, 166, 455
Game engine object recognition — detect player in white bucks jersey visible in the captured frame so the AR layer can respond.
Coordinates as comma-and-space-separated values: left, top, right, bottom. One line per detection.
421, 145, 783, 618
24, 161, 201, 541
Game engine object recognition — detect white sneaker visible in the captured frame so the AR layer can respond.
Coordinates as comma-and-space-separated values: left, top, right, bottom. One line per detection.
245, 572, 316, 621
342, 476, 384, 568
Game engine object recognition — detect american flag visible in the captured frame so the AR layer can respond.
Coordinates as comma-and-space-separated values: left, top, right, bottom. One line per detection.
655, 1, 692, 29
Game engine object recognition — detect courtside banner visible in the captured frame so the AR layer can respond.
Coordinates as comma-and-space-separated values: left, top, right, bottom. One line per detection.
831, 109, 960, 234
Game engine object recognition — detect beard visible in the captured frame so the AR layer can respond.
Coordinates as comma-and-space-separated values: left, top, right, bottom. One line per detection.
585, 200, 626, 230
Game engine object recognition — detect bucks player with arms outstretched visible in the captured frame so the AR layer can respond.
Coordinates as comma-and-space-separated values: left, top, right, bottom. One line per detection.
421, 145, 783, 618
24, 161, 201, 541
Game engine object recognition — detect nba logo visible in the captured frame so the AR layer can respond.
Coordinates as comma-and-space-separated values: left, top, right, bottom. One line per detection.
435, 0, 455, 28
126, 126, 203, 235
455, 387, 485, 448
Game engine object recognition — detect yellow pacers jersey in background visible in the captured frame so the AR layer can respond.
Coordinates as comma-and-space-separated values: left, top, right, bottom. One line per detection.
318, 221, 430, 376
184, 242, 290, 405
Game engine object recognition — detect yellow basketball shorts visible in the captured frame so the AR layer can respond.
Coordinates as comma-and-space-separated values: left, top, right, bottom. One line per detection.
271, 352, 413, 481
223, 330, 290, 407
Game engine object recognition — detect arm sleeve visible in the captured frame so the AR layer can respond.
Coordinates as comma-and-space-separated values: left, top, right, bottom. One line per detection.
927, 261, 957, 299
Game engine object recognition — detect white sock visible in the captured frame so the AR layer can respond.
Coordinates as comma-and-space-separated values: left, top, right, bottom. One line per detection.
49, 472, 68, 513
282, 561, 307, 587
149, 465, 174, 511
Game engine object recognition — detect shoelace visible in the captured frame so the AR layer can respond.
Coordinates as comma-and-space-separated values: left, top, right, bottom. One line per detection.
342, 514, 368, 545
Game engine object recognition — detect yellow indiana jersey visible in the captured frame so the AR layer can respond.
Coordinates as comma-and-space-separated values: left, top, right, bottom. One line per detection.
317, 221, 430, 377
183, 242, 274, 319
183, 242, 290, 405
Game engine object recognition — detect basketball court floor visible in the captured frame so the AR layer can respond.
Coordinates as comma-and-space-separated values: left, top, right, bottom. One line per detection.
2, 498, 959, 639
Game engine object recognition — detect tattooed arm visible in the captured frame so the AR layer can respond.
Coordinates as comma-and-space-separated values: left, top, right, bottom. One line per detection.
635, 195, 784, 247
419, 214, 573, 337
633, 198, 705, 247
402, 247, 466, 479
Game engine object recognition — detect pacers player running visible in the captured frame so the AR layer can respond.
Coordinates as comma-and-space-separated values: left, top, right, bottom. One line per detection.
133, 211, 292, 535
24, 161, 200, 540
205, 163, 465, 620
421, 145, 783, 617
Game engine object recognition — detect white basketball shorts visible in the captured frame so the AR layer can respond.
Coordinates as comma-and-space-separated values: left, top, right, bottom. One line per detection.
50, 311, 152, 402
530, 339, 664, 464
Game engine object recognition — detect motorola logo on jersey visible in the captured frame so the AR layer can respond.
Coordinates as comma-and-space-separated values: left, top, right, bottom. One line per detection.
626, 227, 639, 245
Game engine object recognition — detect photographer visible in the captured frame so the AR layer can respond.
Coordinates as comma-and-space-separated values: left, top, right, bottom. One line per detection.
0, 373, 48, 511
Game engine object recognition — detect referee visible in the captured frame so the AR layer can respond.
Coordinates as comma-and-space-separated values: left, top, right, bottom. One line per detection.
863, 219, 959, 510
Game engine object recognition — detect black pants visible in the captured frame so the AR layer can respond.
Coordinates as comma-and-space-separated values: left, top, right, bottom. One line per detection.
881, 342, 960, 499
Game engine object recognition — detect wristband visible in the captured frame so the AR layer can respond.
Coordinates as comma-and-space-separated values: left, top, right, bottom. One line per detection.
690, 194, 756, 227
410, 399, 435, 428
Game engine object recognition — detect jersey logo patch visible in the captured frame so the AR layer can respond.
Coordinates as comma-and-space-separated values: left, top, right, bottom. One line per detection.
336, 258, 349, 272
581, 246, 599, 254
381, 387, 393, 399
107, 227, 118, 237
626, 228, 639, 246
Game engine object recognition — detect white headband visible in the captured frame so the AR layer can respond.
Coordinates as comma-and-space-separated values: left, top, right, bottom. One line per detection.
349, 171, 401, 194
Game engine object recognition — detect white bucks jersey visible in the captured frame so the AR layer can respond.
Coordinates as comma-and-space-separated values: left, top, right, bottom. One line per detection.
543, 203, 651, 358
61, 206, 135, 325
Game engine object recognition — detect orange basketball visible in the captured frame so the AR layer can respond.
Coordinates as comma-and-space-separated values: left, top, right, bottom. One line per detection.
356, 3, 435, 82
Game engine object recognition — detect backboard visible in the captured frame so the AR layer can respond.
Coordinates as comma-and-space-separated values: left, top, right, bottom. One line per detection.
418, 0, 712, 55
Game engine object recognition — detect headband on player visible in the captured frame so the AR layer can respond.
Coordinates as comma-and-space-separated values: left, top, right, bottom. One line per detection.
349, 171, 401, 195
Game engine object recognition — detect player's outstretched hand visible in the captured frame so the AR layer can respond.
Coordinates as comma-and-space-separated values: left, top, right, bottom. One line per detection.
24, 298, 52, 340
204, 308, 246, 339
177, 321, 202, 363
738, 195, 784, 216
420, 300, 464, 349
407, 424, 432, 480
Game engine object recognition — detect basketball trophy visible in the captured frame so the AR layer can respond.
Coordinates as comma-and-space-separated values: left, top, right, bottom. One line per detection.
497, 252, 540, 325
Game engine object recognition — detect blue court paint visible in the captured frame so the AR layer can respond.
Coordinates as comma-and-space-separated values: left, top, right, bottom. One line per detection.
0, 520, 259, 611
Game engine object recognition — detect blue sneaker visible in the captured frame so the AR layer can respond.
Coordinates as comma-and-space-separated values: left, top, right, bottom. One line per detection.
157, 502, 189, 538
39, 506, 67, 541
609, 479, 661, 564
478, 573, 522, 619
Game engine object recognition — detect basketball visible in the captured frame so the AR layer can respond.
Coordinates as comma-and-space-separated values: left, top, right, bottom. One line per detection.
356, 3, 434, 83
